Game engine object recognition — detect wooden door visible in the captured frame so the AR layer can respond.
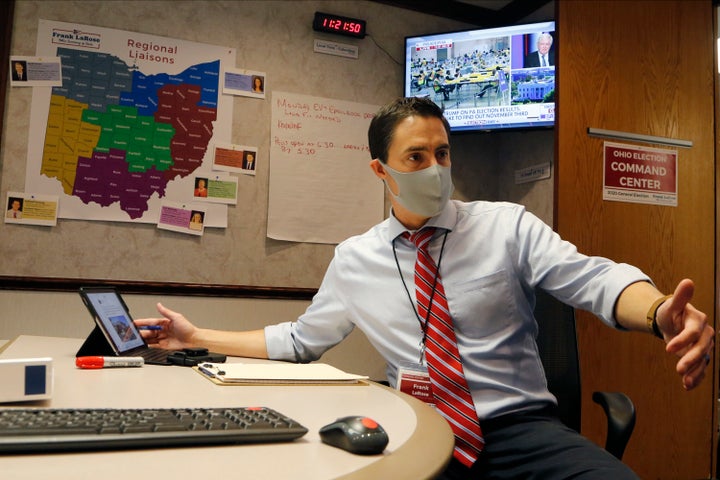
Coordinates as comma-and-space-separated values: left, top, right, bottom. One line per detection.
556, 1, 716, 478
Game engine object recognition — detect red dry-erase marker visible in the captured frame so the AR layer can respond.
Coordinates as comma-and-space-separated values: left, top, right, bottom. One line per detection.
76, 356, 145, 369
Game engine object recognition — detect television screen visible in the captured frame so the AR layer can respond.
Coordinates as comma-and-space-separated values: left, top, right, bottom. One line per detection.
404, 21, 555, 132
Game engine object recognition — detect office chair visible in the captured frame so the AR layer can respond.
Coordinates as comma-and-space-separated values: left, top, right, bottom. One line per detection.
534, 289, 636, 460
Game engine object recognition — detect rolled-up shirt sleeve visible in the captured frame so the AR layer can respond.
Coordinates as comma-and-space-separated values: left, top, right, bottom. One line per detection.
264, 256, 355, 363
512, 206, 651, 328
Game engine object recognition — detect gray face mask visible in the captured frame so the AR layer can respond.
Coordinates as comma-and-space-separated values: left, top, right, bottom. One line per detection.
383, 163, 454, 217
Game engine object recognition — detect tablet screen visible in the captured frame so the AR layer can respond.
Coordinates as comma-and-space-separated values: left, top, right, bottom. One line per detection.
81, 289, 145, 353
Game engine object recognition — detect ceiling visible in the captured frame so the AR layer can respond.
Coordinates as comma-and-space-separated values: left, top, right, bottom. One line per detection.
370, 0, 554, 27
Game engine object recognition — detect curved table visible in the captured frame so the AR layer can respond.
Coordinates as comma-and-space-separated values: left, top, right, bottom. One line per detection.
0, 336, 454, 479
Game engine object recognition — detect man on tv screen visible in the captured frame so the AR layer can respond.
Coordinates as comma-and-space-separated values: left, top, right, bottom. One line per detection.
524, 32, 554, 68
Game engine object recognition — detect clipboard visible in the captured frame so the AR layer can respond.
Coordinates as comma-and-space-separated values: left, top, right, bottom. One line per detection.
194, 362, 369, 386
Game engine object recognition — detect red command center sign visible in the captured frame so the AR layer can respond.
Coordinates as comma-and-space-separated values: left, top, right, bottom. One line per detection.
603, 141, 677, 206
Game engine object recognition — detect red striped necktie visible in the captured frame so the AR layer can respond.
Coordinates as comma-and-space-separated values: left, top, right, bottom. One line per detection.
407, 227, 484, 467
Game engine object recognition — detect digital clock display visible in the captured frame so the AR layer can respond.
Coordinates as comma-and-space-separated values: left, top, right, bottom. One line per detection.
313, 12, 367, 39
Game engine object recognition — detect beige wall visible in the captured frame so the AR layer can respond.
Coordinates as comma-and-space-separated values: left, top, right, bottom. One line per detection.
0, 289, 390, 380
0, 1, 555, 386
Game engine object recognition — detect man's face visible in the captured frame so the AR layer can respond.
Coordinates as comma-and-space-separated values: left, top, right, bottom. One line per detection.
368, 115, 451, 228
373, 115, 450, 196
537, 39, 551, 55
10, 200, 20, 211
14, 63, 23, 75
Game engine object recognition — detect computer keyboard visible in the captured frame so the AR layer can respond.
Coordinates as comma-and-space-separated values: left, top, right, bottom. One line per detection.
0, 406, 308, 453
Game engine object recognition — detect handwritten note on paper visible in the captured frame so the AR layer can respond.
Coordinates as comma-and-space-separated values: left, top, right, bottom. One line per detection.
268, 92, 383, 244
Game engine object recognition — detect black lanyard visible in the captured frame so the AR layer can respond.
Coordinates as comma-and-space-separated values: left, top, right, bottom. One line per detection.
392, 229, 449, 363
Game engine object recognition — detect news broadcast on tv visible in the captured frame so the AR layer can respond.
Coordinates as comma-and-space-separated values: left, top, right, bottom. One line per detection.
404, 21, 555, 132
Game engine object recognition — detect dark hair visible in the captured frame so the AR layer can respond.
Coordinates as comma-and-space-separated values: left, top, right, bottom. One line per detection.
368, 97, 450, 163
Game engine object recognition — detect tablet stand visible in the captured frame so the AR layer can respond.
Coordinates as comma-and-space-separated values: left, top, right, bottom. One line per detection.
76, 326, 116, 358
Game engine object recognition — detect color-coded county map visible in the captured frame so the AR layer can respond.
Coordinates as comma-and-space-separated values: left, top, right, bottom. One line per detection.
40, 47, 219, 219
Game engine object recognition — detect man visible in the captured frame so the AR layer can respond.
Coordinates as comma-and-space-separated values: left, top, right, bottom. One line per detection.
524, 32, 554, 68
243, 151, 256, 171
6, 198, 23, 219
11, 61, 26, 81
137, 97, 713, 479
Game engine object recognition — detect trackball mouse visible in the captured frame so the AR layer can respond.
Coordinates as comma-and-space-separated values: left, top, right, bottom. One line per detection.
319, 415, 389, 454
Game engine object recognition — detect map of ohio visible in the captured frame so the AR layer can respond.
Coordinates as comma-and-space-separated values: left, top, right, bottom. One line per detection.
40, 48, 219, 219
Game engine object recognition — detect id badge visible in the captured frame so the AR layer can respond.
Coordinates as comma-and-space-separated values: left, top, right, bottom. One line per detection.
397, 361, 435, 407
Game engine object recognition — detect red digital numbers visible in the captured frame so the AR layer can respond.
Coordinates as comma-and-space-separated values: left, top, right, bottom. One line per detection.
314, 12, 366, 38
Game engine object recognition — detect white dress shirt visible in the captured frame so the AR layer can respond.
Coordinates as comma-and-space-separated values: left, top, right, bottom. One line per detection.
265, 200, 649, 419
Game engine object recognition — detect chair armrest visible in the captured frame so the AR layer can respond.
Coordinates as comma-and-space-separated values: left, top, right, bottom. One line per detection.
591, 391, 636, 460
